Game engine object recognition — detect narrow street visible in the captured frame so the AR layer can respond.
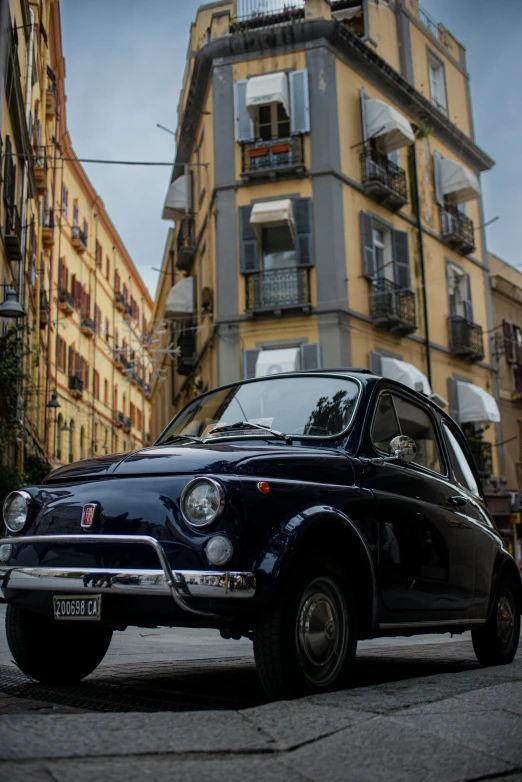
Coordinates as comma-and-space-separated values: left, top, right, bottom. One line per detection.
0, 605, 521, 781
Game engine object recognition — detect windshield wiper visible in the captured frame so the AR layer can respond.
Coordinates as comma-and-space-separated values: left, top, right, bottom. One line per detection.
161, 434, 204, 445
206, 421, 292, 444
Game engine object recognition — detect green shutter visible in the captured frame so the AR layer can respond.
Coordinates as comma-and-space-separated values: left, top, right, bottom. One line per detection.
369, 351, 382, 375
243, 348, 260, 379
360, 212, 375, 279
289, 69, 310, 134
447, 377, 460, 423
235, 80, 254, 142
359, 88, 368, 144
433, 151, 444, 206
464, 273, 473, 322
239, 206, 259, 272
392, 230, 411, 290
294, 198, 313, 267
300, 343, 321, 370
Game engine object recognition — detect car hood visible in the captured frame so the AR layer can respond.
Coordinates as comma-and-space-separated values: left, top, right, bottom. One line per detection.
43, 442, 355, 486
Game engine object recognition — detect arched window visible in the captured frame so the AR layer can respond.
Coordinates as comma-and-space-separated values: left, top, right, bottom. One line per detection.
80, 426, 85, 460
68, 420, 75, 463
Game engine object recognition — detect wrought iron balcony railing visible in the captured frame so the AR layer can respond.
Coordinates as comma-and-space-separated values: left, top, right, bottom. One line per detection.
467, 438, 493, 478
68, 374, 84, 396
71, 225, 88, 253
241, 136, 305, 180
370, 278, 417, 336
114, 291, 126, 311
58, 289, 74, 313
245, 266, 311, 312
441, 205, 475, 255
118, 411, 131, 432
4, 203, 22, 261
177, 332, 197, 377
360, 147, 408, 211
80, 316, 95, 336
448, 315, 485, 362
230, 2, 305, 34
114, 349, 130, 371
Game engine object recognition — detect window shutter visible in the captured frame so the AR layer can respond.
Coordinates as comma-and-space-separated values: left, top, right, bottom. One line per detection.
289, 69, 310, 134
235, 80, 254, 142
300, 343, 321, 370
392, 230, 411, 290
446, 262, 457, 317
239, 205, 259, 272
243, 348, 260, 379
433, 151, 444, 207
369, 351, 382, 375
359, 88, 368, 144
464, 273, 473, 321
295, 198, 313, 267
447, 377, 460, 423
388, 149, 400, 167
360, 212, 375, 280
504, 320, 516, 364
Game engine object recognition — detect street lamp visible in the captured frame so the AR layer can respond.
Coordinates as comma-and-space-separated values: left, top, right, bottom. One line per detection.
102, 441, 109, 454
0, 287, 26, 318
46, 392, 60, 459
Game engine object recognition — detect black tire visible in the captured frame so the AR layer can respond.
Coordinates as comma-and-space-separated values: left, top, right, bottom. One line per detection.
253, 556, 357, 700
472, 576, 520, 667
6, 604, 113, 683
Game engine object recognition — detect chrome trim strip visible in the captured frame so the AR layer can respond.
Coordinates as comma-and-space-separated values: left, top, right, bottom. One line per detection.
0, 567, 256, 599
379, 618, 486, 630
0, 534, 256, 618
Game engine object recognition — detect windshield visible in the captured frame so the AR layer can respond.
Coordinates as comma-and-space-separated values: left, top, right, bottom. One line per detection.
156, 375, 360, 444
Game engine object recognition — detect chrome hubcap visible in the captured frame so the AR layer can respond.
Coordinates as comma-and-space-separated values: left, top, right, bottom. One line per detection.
297, 578, 348, 687
497, 595, 515, 646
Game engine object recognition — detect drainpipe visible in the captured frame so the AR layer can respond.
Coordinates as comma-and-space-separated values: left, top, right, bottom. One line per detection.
410, 141, 432, 387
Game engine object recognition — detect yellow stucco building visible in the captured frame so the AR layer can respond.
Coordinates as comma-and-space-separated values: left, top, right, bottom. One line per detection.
152, 0, 504, 513
0, 0, 152, 479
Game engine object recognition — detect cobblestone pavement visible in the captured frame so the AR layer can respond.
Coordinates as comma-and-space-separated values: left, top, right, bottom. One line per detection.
0, 629, 521, 781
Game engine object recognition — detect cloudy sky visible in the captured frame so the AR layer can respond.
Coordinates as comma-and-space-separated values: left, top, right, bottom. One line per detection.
60, 0, 522, 298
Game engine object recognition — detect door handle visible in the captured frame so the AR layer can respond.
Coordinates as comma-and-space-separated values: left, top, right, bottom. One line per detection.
449, 496, 468, 508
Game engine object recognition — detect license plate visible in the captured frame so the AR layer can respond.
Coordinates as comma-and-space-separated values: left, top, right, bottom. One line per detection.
53, 595, 101, 621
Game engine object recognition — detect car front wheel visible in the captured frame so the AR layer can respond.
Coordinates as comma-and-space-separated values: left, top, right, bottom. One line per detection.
472, 576, 520, 667
6, 604, 113, 683
253, 557, 356, 700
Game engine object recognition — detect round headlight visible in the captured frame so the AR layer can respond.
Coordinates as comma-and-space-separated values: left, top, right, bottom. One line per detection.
0, 543, 13, 563
206, 535, 233, 566
181, 478, 225, 527
3, 490, 31, 534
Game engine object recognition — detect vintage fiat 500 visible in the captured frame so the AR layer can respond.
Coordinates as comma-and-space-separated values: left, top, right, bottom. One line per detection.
0, 369, 520, 699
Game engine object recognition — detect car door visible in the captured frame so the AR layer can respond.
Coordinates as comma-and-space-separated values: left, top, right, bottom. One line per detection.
363, 389, 475, 620
441, 420, 503, 619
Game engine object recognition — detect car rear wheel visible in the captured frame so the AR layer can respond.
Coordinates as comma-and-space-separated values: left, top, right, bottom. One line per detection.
253, 557, 356, 700
472, 576, 520, 667
6, 604, 113, 683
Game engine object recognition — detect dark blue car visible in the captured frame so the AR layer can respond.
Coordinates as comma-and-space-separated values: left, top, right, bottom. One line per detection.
0, 369, 520, 699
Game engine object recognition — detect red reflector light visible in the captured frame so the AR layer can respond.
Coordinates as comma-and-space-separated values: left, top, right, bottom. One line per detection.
257, 481, 270, 494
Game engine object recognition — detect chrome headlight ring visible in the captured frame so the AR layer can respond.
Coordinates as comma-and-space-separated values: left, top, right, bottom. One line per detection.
180, 477, 226, 528
3, 490, 32, 534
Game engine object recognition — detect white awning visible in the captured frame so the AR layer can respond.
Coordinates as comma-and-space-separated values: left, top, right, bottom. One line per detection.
381, 357, 432, 395
246, 72, 289, 120
441, 159, 480, 204
249, 199, 295, 245
255, 348, 300, 377
332, 6, 362, 21
164, 277, 193, 320
162, 175, 190, 221
457, 381, 500, 424
365, 97, 415, 153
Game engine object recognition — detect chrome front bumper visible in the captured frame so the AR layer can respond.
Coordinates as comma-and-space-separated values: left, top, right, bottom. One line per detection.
0, 534, 256, 619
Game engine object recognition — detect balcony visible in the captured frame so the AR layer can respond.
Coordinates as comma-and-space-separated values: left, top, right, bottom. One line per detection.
114, 291, 126, 312
177, 332, 197, 377
241, 136, 305, 182
467, 438, 493, 479
45, 86, 57, 118
114, 349, 131, 372
80, 316, 95, 337
33, 146, 48, 194
122, 304, 132, 321
114, 412, 123, 428
4, 204, 22, 261
42, 209, 54, 247
68, 374, 84, 398
230, 2, 305, 34
360, 148, 408, 211
39, 290, 49, 328
370, 279, 417, 336
441, 205, 475, 255
177, 218, 196, 273
58, 289, 74, 315
71, 225, 87, 254
245, 267, 311, 314
118, 412, 131, 433
448, 315, 485, 362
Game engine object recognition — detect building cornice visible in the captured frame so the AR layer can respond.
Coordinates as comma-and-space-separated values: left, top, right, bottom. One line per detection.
171, 18, 493, 184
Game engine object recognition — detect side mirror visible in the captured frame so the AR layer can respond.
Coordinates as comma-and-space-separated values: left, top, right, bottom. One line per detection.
389, 435, 417, 464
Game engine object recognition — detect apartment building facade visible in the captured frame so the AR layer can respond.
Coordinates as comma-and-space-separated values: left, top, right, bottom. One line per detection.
0, 0, 152, 479
154, 0, 504, 515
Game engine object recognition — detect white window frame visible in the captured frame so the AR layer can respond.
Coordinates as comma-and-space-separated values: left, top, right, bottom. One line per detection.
372, 225, 393, 281
427, 50, 448, 114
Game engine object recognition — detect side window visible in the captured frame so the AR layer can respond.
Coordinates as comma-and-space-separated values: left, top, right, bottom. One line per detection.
443, 423, 480, 497
371, 393, 400, 453
393, 396, 443, 474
